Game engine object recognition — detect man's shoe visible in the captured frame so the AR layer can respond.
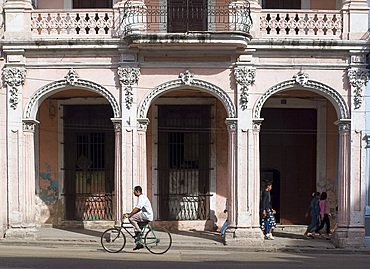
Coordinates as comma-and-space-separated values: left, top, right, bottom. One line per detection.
133, 244, 144, 251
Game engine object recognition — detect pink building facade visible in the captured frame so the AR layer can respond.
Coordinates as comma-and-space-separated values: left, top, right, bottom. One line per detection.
0, 0, 369, 247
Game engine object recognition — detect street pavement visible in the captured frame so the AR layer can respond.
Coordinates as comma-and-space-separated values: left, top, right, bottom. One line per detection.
0, 225, 369, 254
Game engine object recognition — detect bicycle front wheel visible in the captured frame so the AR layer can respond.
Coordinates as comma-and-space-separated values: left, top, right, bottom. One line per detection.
101, 228, 126, 253
144, 227, 172, 254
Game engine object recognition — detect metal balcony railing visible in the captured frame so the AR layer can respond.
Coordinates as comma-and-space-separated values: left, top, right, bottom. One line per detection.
120, 1, 252, 35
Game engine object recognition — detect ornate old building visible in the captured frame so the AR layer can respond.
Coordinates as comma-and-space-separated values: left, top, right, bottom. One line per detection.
0, 0, 369, 247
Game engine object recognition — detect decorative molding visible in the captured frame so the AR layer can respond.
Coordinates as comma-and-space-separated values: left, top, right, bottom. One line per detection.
293, 70, 309, 86
180, 70, 194, 85
137, 118, 150, 132
347, 68, 369, 110
65, 68, 79, 85
111, 118, 122, 132
4, 67, 26, 109
225, 118, 237, 132
24, 70, 121, 120
234, 67, 256, 110
252, 118, 264, 132
22, 119, 39, 132
118, 67, 140, 85
253, 75, 350, 121
138, 75, 236, 119
118, 67, 140, 110
335, 119, 351, 132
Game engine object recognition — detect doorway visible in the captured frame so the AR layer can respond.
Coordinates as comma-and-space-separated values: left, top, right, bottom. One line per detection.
260, 108, 317, 224
157, 105, 211, 220
167, 0, 207, 32
63, 105, 114, 220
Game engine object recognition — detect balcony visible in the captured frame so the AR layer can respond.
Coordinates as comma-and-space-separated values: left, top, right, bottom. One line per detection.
28, 3, 347, 41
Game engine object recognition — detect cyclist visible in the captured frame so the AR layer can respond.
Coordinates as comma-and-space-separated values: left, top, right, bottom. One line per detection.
124, 185, 153, 250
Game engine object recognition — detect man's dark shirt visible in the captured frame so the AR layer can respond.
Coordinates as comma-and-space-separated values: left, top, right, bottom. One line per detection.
261, 189, 272, 211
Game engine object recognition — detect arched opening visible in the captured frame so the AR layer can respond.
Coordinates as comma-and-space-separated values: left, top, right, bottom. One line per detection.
36, 88, 116, 225
259, 89, 338, 226
147, 88, 229, 230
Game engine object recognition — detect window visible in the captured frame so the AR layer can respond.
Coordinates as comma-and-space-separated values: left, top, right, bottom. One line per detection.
262, 0, 301, 9
73, 0, 112, 8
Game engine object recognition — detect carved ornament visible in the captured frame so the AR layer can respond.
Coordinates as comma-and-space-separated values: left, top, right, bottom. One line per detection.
348, 68, 369, 110
234, 67, 256, 110
4, 67, 26, 109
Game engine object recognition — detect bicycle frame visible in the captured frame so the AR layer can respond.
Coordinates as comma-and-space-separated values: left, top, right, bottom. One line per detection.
118, 221, 159, 245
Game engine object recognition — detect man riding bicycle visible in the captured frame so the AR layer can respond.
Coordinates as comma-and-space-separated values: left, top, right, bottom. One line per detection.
124, 186, 153, 250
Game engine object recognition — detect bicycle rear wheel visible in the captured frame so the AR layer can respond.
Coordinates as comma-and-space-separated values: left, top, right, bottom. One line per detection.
101, 228, 126, 253
144, 227, 172, 254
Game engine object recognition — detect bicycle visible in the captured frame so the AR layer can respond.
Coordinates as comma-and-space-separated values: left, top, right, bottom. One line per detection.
101, 217, 172, 254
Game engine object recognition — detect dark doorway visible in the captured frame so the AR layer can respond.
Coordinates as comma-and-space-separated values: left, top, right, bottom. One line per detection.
73, 0, 112, 8
157, 105, 211, 220
63, 105, 114, 221
260, 108, 316, 224
167, 0, 207, 32
263, 0, 301, 9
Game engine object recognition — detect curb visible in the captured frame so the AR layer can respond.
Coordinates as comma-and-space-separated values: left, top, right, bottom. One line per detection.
1, 239, 370, 255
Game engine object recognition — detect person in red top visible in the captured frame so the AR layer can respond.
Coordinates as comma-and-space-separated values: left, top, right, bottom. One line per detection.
314, 192, 331, 238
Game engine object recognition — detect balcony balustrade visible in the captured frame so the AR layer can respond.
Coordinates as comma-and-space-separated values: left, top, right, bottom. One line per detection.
30, 4, 344, 40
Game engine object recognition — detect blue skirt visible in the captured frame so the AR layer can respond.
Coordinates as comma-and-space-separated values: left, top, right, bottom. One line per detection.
261, 208, 276, 231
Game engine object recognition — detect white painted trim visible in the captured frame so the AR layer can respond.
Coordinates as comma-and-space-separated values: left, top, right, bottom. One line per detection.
151, 97, 217, 221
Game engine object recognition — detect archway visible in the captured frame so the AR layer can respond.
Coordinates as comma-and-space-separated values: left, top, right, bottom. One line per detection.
254, 71, 349, 226
23, 69, 121, 225
137, 71, 235, 230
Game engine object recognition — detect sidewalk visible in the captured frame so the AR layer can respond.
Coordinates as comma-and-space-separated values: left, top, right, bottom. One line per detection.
1, 226, 369, 254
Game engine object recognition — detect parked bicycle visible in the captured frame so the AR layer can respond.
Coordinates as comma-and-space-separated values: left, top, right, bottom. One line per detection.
101, 217, 172, 254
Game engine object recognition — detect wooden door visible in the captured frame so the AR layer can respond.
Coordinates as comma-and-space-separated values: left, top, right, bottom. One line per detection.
260, 108, 316, 224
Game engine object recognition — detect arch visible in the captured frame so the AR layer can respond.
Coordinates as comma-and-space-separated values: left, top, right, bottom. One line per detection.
252, 76, 350, 121
24, 70, 121, 120
138, 74, 236, 119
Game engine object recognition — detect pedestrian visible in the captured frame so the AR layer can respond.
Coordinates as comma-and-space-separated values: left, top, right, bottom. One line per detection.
124, 186, 153, 250
314, 192, 331, 239
261, 182, 276, 240
304, 192, 321, 238
220, 199, 228, 235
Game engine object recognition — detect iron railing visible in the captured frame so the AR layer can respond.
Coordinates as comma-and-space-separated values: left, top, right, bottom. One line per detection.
120, 1, 252, 35
156, 194, 212, 221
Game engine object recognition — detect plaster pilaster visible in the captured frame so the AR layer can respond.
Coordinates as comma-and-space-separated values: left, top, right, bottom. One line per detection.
4, 66, 26, 229
3, 0, 33, 40
118, 66, 140, 212
341, 0, 370, 40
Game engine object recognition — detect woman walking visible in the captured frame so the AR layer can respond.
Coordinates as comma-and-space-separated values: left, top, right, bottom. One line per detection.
315, 192, 331, 238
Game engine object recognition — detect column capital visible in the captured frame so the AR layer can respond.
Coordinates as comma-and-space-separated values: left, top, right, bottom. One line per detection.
252, 118, 264, 132
225, 118, 238, 132
22, 119, 39, 132
137, 118, 150, 132
347, 68, 368, 109
111, 118, 122, 132
335, 119, 351, 132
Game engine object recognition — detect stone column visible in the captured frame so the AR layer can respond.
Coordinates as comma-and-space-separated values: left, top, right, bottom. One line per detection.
112, 119, 122, 225
333, 119, 354, 247
137, 118, 149, 195
22, 119, 38, 226
225, 118, 238, 229
251, 119, 263, 228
